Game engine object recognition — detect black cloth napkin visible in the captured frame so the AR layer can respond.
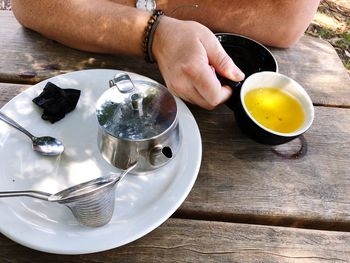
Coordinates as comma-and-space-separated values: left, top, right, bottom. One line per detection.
32, 82, 81, 123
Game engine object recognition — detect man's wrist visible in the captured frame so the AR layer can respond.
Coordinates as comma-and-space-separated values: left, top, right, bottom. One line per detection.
152, 16, 179, 63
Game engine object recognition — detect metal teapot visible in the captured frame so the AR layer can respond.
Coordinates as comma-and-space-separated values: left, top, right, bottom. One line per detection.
96, 73, 181, 174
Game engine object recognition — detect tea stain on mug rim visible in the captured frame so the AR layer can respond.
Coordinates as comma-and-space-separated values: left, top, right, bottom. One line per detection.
271, 135, 308, 160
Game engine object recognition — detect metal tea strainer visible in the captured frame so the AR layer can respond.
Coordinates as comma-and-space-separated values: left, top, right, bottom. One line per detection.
0, 163, 136, 227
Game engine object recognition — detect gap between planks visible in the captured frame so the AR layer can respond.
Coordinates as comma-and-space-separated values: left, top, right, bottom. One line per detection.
172, 209, 350, 232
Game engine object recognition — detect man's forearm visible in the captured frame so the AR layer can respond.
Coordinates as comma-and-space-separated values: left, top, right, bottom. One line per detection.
12, 0, 320, 56
10, 0, 321, 110
154, 0, 321, 48
12, 0, 150, 56
110, 0, 320, 47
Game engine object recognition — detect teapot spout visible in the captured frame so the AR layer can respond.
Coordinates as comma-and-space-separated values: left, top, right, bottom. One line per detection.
149, 145, 173, 167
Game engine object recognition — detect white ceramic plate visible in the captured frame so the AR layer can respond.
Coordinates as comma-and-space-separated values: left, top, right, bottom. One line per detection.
0, 69, 202, 254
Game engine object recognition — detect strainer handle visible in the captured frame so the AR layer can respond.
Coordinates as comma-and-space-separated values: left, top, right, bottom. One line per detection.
0, 190, 51, 201
116, 162, 138, 182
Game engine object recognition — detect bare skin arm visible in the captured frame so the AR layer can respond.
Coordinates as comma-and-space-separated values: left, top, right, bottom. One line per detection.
162, 0, 321, 48
11, 0, 320, 109
11, 0, 321, 53
111, 0, 321, 48
12, 0, 244, 109
11, 0, 149, 56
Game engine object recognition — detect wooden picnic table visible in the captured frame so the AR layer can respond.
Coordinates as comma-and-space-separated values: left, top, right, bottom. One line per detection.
1, 10, 350, 262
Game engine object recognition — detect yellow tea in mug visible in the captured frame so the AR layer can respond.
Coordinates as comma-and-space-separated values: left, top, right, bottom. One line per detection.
244, 87, 305, 133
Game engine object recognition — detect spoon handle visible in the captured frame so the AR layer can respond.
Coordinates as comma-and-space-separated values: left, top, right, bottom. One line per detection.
0, 112, 35, 140
0, 190, 51, 201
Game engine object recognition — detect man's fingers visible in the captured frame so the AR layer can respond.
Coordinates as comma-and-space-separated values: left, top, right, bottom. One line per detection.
186, 84, 228, 110
168, 77, 231, 110
191, 64, 232, 107
204, 37, 245, 82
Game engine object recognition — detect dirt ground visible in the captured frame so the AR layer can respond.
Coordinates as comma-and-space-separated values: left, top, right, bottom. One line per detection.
306, 0, 350, 75
1, 0, 349, 75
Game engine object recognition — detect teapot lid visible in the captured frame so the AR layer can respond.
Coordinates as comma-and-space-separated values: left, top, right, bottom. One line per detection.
96, 73, 177, 140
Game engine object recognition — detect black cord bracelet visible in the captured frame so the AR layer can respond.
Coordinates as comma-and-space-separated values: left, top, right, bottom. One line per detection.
142, 10, 164, 63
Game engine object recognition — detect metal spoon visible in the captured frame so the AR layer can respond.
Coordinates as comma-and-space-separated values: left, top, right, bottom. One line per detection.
0, 112, 64, 156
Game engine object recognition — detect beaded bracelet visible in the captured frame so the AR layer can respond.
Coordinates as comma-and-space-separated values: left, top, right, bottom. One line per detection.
142, 10, 164, 63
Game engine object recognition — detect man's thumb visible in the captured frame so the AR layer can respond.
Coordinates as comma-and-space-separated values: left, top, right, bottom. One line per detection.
209, 45, 245, 82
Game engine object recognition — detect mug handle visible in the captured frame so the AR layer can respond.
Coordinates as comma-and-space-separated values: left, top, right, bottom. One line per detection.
216, 73, 243, 111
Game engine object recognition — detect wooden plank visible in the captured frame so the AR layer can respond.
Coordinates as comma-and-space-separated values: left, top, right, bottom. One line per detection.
271, 36, 350, 107
179, 104, 350, 230
1, 11, 350, 107
0, 11, 162, 84
1, 218, 350, 261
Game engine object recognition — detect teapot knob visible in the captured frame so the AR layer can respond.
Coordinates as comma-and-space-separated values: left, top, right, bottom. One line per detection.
131, 93, 143, 112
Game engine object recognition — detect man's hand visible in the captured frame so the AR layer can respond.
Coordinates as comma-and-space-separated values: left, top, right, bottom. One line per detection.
153, 17, 245, 109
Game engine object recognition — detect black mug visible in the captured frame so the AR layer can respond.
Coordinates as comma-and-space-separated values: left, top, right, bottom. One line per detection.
225, 72, 314, 145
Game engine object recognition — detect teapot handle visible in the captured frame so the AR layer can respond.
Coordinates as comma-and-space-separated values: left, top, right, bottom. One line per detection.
109, 73, 136, 93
